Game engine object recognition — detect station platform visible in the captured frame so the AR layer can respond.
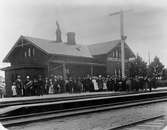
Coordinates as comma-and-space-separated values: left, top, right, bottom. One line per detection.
0, 91, 121, 103
0, 91, 123, 118
1, 86, 167, 103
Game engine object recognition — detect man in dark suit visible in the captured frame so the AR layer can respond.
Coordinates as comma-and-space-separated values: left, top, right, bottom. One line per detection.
24, 76, 33, 96
58, 75, 65, 93
38, 75, 44, 96
15, 75, 24, 97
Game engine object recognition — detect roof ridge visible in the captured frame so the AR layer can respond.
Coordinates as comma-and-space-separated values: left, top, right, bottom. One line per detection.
23, 35, 84, 46
21, 35, 93, 58
23, 35, 54, 42
88, 39, 121, 46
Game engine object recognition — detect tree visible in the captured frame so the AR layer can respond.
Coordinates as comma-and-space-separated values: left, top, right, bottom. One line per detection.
127, 55, 147, 77
162, 68, 167, 80
148, 56, 164, 79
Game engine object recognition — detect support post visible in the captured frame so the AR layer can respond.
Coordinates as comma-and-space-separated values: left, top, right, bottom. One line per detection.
62, 63, 67, 80
47, 62, 50, 77
91, 64, 93, 76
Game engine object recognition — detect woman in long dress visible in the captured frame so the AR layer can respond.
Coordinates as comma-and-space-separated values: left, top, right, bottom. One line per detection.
92, 76, 98, 91
49, 79, 54, 94
97, 75, 103, 91
12, 82, 17, 97
103, 77, 108, 91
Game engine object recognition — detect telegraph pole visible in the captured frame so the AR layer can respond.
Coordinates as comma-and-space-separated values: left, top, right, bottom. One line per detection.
109, 9, 130, 78
120, 10, 125, 78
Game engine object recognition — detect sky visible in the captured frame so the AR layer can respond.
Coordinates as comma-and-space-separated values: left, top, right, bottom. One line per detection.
0, 0, 167, 77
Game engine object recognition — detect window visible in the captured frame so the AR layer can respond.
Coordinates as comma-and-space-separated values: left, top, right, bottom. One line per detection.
24, 51, 27, 58
28, 48, 31, 57
32, 48, 35, 56
116, 50, 118, 58
114, 69, 117, 76
113, 51, 115, 58
118, 69, 121, 75
118, 52, 120, 58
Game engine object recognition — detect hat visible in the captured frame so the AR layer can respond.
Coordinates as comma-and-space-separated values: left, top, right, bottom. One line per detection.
26, 76, 30, 79
17, 75, 21, 78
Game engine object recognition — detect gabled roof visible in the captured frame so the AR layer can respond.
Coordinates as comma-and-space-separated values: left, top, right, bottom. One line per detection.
88, 40, 135, 56
3, 35, 135, 63
3, 36, 93, 62
88, 40, 121, 55
24, 36, 93, 58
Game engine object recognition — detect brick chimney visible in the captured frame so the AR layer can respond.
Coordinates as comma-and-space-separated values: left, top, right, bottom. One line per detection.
66, 32, 76, 45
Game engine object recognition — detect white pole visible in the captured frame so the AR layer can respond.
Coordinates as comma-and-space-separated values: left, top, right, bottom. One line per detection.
148, 51, 150, 65
120, 10, 125, 78
109, 9, 131, 78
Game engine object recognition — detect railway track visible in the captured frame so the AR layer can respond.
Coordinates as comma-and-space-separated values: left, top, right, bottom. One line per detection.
112, 115, 166, 130
1, 93, 167, 128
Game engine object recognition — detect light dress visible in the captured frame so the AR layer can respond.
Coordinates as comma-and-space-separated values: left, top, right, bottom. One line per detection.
92, 79, 99, 91
49, 84, 54, 94
12, 85, 17, 96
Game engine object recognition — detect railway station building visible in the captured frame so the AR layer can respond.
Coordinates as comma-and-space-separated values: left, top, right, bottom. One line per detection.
2, 24, 135, 96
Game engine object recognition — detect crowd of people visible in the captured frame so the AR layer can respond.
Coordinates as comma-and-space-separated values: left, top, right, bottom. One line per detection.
11, 74, 157, 97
